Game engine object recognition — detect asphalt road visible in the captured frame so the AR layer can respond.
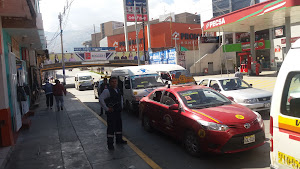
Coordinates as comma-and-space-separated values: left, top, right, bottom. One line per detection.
55, 68, 272, 169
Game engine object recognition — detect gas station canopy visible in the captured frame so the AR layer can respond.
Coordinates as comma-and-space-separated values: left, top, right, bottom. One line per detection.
203, 0, 300, 32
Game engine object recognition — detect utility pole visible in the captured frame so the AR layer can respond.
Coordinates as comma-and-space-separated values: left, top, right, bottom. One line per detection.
58, 13, 66, 85
134, 0, 140, 65
142, 2, 147, 62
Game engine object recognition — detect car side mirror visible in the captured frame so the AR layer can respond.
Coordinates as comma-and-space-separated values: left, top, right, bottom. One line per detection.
93, 78, 94, 80
227, 96, 234, 101
250, 84, 253, 87
169, 104, 179, 110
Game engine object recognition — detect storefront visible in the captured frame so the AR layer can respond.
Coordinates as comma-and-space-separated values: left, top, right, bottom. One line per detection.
203, 0, 300, 71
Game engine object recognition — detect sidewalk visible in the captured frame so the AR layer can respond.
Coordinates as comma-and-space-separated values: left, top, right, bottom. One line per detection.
4, 93, 152, 169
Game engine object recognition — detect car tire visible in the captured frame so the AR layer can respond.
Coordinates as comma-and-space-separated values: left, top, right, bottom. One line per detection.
142, 115, 153, 132
184, 130, 202, 156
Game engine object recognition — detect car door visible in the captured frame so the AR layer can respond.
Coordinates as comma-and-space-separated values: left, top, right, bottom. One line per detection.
145, 90, 164, 129
159, 91, 181, 137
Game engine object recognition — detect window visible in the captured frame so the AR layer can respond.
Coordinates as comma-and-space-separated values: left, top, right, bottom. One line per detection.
150, 91, 163, 102
219, 78, 251, 91
199, 79, 209, 86
209, 80, 220, 91
161, 92, 178, 106
281, 72, 300, 118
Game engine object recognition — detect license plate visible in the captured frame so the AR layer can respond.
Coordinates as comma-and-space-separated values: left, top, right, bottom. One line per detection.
244, 134, 255, 144
264, 103, 271, 108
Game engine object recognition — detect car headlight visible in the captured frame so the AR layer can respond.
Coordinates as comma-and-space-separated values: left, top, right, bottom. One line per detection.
244, 98, 258, 104
253, 111, 264, 127
197, 120, 229, 131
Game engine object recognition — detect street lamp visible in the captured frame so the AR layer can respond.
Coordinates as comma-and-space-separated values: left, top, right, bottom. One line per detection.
175, 34, 178, 51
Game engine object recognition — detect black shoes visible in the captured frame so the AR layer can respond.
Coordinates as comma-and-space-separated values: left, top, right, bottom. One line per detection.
116, 139, 127, 144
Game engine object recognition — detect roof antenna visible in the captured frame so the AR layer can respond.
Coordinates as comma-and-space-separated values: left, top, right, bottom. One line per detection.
168, 83, 170, 88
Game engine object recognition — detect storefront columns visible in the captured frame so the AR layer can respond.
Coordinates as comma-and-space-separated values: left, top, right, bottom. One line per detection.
232, 32, 236, 44
0, 18, 9, 109
250, 26, 256, 61
269, 28, 275, 70
285, 16, 292, 53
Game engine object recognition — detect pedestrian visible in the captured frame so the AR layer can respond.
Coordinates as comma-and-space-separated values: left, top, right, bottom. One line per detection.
98, 77, 109, 116
53, 79, 66, 111
99, 76, 127, 150
55, 54, 60, 63
235, 68, 243, 86
42, 79, 53, 109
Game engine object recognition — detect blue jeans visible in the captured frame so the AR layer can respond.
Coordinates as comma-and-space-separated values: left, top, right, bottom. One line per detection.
55, 96, 64, 109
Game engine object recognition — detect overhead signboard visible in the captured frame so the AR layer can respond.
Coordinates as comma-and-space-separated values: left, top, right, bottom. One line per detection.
241, 40, 265, 51
125, 0, 148, 22
74, 47, 115, 51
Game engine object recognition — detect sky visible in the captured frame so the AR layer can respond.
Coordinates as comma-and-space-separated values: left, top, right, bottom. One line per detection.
40, 0, 209, 32
40, 0, 266, 52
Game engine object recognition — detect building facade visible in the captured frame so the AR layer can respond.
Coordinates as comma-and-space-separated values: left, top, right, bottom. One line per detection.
0, 0, 46, 146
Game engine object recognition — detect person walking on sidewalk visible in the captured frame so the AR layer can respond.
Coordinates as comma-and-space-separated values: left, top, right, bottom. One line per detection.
42, 79, 53, 109
98, 77, 109, 116
53, 79, 66, 111
99, 77, 127, 150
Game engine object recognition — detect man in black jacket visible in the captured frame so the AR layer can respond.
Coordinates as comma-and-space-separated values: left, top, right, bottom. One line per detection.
99, 77, 127, 150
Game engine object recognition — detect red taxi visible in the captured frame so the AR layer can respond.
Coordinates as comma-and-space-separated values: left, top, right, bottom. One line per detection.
139, 85, 265, 155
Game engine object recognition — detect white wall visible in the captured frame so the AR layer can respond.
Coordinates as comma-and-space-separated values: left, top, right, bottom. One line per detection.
185, 43, 218, 70
273, 23, 300, 70
0, 17, 9, 109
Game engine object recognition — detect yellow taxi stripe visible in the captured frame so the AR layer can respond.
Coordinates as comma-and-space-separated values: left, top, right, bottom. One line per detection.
192, 110, 220, 123
278, 115, 300, 133
74, 94, 162, 169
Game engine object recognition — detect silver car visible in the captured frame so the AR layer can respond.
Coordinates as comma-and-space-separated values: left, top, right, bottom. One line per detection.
198, 77, 272, 111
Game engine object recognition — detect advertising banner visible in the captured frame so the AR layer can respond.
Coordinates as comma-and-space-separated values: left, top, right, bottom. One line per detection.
125, 0, 148, 22
149, 48, 176, 65
113, 51, 145, 60
241, 40, 265, 51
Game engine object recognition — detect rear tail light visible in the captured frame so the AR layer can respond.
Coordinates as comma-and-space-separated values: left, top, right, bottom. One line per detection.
270, 116, 273, 136
270, 116, 273, 152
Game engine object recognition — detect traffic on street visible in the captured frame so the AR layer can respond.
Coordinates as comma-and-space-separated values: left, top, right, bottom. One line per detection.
1, 0, 300, 169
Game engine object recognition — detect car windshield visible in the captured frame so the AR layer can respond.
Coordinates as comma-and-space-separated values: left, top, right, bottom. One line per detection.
131, 74, 164, 89
178, 89, 232, 109
219, 78, 251, 91
79, 76, 92, 81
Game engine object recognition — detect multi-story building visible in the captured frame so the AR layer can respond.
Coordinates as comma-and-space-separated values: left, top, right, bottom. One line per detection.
91, 21, 124, 47
0, 0, 46, 146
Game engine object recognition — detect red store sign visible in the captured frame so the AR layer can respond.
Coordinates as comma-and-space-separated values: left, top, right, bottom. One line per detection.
281, 37, 300, 44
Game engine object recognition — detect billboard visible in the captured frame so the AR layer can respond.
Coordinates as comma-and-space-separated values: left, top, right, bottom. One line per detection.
149, 48, 177, 65
125, 0, 148, 22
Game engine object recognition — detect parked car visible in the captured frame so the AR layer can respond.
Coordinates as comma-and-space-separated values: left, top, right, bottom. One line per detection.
94, 79, 103, 99
139, 85, 265, 155
198, 77, 272, 112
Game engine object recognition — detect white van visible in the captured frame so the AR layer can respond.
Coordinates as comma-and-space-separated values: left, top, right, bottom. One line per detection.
111, 66, 165, 112
270, 39, 300, 169
74, 73, 94, 90
140, 64, 195, 85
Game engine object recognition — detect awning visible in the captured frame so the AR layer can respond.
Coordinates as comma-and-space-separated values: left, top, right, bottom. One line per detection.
203, 0, 300, 32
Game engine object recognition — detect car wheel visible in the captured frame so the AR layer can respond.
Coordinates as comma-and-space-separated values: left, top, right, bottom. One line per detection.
143, 115, 153, 132
184, 130, 201, 156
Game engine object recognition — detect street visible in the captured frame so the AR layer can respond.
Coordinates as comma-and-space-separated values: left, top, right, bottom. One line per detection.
55, 68, 274, 169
